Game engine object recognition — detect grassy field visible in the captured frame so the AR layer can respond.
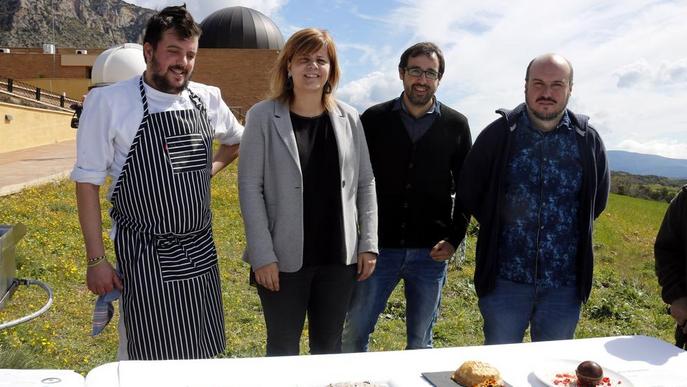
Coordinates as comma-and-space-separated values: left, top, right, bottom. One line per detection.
0, 163, 678, 374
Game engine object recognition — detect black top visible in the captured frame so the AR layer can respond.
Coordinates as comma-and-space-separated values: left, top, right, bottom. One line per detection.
291, 112, 345, 266
655, 185, 687, 305
362, 100, 472, 249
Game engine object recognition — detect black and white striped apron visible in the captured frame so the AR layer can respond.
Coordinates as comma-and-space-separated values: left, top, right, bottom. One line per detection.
109, 77, 225, 360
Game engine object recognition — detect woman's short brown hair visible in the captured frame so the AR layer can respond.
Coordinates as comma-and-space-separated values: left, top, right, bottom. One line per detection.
269, 28, 340, 110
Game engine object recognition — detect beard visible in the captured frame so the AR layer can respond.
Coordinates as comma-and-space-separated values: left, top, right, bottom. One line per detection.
148, 55, 192, 94
404, 83, 435, 107
529, 94, 570, 121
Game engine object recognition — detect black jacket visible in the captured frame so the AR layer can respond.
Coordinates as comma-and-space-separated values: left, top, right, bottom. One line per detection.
655, 186, 687, 304
362, 100, 472, 249
457, 103, 610, 301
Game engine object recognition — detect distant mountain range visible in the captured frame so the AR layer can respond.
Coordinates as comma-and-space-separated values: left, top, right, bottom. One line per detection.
608, 150, 687, 179
0, 0, 154, 48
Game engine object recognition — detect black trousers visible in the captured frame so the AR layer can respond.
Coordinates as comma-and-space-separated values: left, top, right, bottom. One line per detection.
257, 263, 357, 356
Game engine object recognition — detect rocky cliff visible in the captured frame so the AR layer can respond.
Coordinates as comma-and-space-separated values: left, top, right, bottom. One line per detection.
0, 0, 155, 48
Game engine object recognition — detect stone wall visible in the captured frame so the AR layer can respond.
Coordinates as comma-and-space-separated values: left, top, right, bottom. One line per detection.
193, 48, 279, 121
0, 101, 74, 153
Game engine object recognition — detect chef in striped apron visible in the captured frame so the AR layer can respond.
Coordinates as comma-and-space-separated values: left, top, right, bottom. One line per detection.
71, 5, 243, 360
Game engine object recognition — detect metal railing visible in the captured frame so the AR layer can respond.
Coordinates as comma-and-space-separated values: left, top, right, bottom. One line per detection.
0, 76, 80, 110
0, 75, 246, 123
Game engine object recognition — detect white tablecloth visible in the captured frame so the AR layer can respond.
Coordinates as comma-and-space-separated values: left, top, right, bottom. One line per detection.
85, 335, 687, 387
0, 369, 84, 387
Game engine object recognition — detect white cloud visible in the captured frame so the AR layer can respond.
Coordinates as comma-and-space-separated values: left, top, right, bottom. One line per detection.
336, 71, 399, 111
615, 139, 687, 160
338, 0, 687, 157
337, 43, 394, 69
615, 58, 687, 88
657, 58, 687, 85
614, 59, 653, 88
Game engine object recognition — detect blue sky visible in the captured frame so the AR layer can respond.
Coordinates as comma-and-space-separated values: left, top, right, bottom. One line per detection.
130, 0, 687, 158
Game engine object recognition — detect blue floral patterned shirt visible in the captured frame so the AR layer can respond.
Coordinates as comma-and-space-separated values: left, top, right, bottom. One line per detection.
497, 111, 582, 288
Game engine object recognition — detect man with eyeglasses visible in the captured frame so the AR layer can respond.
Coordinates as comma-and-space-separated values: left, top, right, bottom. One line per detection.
343, 42, 472, 351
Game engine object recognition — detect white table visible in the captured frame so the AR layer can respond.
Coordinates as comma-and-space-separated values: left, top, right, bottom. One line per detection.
85, 335, 687, 387
0, 369, 84, 387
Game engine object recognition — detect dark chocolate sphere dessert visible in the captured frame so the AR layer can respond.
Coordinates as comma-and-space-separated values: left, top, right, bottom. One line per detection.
575, 360, 603, 386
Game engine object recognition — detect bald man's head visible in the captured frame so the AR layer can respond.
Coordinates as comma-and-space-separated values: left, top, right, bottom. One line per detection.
525, 53, 574, 85
524, 53, 574, 125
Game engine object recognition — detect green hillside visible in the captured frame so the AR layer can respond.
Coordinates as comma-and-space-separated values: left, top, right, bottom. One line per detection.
611, 171, 686, 202
0, 164, 678, 374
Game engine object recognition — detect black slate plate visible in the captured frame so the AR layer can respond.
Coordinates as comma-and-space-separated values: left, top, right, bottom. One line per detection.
421, 371, 460, 387
422, 371, 511, 387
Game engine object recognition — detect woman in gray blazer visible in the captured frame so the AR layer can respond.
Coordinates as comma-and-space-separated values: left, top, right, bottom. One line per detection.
238, 28, 378, 356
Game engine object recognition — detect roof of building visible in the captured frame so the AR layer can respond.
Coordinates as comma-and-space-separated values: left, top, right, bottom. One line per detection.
199, 6, 284, 49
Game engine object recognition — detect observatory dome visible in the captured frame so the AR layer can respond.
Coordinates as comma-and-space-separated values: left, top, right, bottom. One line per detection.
91, 43, 146, 88
199, 7, 284, 49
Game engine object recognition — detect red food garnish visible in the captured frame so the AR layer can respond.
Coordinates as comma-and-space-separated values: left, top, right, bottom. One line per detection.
551, 372, 576, 386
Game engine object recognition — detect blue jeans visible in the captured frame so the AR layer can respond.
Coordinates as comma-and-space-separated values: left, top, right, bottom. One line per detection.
342, 248, 447, 351
478, 278, 582, 345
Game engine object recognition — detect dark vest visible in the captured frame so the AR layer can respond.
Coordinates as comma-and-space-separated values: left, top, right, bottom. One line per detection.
361, 100, 472, 248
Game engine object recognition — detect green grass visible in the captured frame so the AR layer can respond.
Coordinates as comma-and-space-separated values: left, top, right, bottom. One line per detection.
0, 166, 678, 374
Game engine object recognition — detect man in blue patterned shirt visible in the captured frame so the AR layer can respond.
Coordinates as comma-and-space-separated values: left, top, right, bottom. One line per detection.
457, 53, 610, 344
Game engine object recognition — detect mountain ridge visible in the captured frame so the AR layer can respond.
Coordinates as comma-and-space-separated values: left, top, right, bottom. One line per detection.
0, 0, 155, 48
608, 150, 687, 179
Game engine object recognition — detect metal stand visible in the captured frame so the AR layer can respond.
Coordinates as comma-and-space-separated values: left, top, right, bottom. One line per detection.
0, 278, 53, 330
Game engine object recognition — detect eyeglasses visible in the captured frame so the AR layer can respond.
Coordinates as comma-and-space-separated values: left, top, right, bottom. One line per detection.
405, 67, 440, 80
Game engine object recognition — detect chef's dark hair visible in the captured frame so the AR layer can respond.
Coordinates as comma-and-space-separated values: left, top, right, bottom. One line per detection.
142, 4, 201, 52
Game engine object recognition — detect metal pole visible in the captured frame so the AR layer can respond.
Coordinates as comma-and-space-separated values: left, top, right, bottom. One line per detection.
52, 0, 56, 81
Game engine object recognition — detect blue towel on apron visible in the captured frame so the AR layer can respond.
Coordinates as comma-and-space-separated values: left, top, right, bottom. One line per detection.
92, 289, 120, 336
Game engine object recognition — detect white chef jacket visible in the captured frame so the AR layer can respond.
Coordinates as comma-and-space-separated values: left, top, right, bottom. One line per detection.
70, 75, 243, 197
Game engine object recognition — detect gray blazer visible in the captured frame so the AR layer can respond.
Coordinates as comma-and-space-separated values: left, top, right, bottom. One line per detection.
238, 99, 378, 272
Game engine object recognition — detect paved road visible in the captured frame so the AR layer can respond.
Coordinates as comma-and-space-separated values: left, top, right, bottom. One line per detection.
0, 140, 76, 197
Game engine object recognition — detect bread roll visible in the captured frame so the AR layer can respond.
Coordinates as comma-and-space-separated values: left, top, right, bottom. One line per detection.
451, 360, 504, 387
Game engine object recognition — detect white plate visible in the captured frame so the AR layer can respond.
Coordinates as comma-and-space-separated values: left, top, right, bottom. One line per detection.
304, 381, 394, 387
533, 359, 633, 387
